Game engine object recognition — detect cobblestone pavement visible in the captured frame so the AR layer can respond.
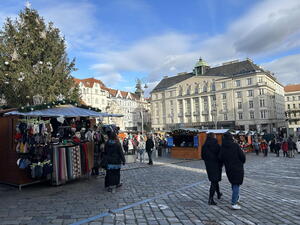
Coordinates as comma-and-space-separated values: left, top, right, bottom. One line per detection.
1, 153, 300, 225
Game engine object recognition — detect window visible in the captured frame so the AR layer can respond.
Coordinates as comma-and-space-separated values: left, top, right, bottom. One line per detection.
236, 91, 242, 98
235, 80, 241, 87
287, 97, 290, 101
288, 104, 290, 109
299, 103, 300, 108
223, 102, 227, 110
298, 96, 300, 101
250, 111, 255, 119
238, 102, 242, 109
260, 110, 266, 119
194, 84, 199, 94
294, 104, 296, 109
238, 112, 243, 120
186, 85, 191, 95
248, 90, 254, 97
222, 93, 227, 99
247, 78, 252, 85
293, 96, 296, 101
203, 84, 208, 92
249, 100, 254, 109
259, 88, 264, 95
224, 114, 228, 121
260, 99, 265, 107
221, 82, 226, 89
258, 77, 263, 83
211, 83, 216, 91
178, 87, 183, 96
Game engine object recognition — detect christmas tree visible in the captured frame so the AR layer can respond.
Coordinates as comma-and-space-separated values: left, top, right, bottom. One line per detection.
0, 4, 79, 107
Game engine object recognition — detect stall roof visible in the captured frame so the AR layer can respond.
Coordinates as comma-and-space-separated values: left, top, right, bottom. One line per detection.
204, 129, 229, 134
4, 105, 123, 118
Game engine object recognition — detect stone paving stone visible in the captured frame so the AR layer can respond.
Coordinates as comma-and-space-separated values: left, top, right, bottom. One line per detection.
1, 155, 300, 224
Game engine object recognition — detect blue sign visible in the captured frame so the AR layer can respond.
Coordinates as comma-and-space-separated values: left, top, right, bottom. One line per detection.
194, 136, 198, 147
167, 137, 174, 147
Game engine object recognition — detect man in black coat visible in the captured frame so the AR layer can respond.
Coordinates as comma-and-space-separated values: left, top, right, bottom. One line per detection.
201, 133, 223, 205
146, 135, 155, 165
219, 132, 246, 210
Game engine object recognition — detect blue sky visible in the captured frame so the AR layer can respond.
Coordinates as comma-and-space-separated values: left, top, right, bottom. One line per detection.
1, 0, 300, 95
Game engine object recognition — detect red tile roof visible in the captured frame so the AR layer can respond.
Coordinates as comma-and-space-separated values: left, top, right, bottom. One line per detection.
73, 78, 106, 88
284, 84, 300, 92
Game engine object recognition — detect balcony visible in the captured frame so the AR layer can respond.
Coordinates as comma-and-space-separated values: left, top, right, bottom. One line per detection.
202, 110, 209, 115
185, 112, 191, 116
219, 109, 228, 114
178, 112, 183, 117
193, 111, 200, 116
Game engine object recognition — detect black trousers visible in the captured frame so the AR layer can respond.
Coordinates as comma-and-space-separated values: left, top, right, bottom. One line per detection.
209, 181, 220, 198
105, 169, 120, 188
147, 151, 153, 164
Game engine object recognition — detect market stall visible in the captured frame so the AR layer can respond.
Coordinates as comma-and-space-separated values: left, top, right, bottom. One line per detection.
169, 129, 229, 160
0, 103, 119, 189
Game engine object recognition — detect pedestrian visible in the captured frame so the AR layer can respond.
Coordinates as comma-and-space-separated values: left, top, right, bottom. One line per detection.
260, 139, 268, 157
269, 139, 275, 153
146, 134, 155, 165
288, 137, 296, 158
104, 132, 126, 192
201, 133, 223, 205
137, 135, 146, 163
219, 132, 246, 210
253, 139, 260, 156
282, 139, 289, 157
274, 139, 281, 157
122, 137, 129, 154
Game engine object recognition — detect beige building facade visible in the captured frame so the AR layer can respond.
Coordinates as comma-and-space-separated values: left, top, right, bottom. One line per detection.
74, 78, 150, 132
151, 58, 286, 132
284, 84, 300, 135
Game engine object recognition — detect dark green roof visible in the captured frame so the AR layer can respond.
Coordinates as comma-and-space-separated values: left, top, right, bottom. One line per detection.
152, 73, 194, 92
151, 60, 263, 93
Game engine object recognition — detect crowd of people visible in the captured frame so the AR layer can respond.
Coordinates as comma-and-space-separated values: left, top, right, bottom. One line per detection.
252, 137, 299, 158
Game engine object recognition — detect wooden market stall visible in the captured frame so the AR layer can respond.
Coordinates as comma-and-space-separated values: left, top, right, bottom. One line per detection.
169, 129, 229, 160
0, 104, 118, 189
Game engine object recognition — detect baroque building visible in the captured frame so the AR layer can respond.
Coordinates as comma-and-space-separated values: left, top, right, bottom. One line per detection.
74, 78, 150, 132
284, 84, 300, 134
150, 58, 286, 132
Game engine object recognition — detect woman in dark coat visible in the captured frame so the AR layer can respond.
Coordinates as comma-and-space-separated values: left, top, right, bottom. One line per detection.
104, 132, 126, 192
146, 135, 155, 165
201, 133, 223, 205
219, 132, 246, 210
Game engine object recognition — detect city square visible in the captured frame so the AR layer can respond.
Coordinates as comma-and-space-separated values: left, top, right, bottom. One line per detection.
0, 153, 299, 225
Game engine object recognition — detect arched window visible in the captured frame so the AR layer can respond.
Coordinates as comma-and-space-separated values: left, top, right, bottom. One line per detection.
178, 86, 183, 96
194, 83, 199, 94
186, 85, 191, 95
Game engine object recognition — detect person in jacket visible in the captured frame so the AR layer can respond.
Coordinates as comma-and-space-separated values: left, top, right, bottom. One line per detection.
253, 139, 260, 155
104, 132, 125, 192
219, 132, 246, 210
260, 139, 268, 157
296, 139, 300, 154
288, 137, 296, 158
274, 139, 281, 157
137, 135, 146, 163
282, 139, 289, 157
201, 133, 223, 205
146, 134, 155, 165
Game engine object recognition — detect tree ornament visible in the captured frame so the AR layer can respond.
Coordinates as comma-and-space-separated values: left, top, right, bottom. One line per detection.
11, 49, 19, 61
40, 31, 46, 39
4, 61, 9, 65
4, 81, 9, 84
24, 52, 27, 55
30, 40, 34, 44
5, 73, 8, 76
39, 61, 43, 65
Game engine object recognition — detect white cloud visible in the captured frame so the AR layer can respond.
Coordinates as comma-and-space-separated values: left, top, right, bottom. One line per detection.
262, 54, 300, 85
89, 0, 300, 88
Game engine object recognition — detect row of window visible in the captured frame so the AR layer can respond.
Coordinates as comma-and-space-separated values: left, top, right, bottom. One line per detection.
286, 96, 300, 101
221, 77, 260, 89
287, 103, 300, 110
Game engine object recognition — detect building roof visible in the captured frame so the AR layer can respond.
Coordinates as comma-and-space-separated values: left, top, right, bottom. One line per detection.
204, 59, 262, 77
284, 84, 300, 93
151, 59, 265, 93
152, 73, 194, 92
74, 78, 106, 88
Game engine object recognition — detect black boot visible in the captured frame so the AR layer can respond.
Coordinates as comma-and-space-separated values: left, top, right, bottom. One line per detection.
217, 192, 223, 199
208, 197, 217, 205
